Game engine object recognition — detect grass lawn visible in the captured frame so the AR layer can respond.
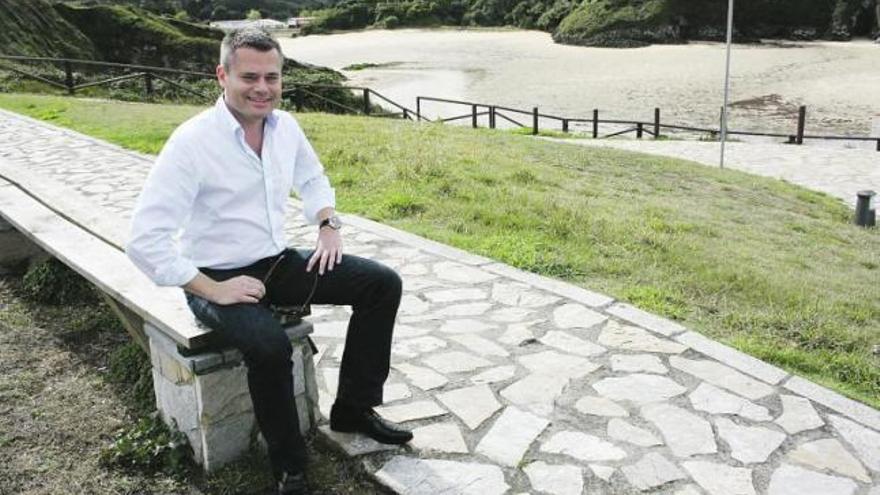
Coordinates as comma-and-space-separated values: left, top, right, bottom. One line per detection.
1, 93, 877, 408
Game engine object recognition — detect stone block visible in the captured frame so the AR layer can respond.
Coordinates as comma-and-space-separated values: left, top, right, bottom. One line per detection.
145, 320, 317, 471
675, 331, 788, 384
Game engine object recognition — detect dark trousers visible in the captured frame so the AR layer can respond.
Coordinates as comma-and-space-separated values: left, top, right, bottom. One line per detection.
185, 248, 402, 478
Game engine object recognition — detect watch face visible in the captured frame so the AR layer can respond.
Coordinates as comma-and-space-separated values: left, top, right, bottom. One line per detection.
328, 215, 342, 229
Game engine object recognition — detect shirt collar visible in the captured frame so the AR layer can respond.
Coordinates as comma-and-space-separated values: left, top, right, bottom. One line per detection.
214, 94, 279, 135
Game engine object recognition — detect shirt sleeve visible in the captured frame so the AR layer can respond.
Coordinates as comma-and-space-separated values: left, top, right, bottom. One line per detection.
290, 120, 335, 224
126, 136, 201, 287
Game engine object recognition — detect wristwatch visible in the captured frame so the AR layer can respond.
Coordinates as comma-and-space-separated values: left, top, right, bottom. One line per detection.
319, 214, 342, 230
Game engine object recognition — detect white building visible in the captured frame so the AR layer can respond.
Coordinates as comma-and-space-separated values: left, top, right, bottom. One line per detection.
209, 19, 287, 31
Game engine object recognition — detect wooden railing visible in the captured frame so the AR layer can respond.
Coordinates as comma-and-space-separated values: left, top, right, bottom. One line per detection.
416, 96, 880, 151
0, 55, 424, 120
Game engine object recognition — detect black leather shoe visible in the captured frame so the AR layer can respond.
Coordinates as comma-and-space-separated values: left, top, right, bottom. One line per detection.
330, 404, 414, 445
277, 471, 309, 495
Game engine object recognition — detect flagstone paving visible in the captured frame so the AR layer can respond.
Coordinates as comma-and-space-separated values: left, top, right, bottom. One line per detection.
1, 108, 879, 494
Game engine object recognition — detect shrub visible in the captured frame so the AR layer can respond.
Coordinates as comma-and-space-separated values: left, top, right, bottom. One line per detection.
21, 257, 98, 306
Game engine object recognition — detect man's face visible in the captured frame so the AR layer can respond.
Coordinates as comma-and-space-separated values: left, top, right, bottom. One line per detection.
217, 47, 282, 124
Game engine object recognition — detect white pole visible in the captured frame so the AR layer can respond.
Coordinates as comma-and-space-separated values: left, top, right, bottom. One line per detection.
720, 0, 734, 169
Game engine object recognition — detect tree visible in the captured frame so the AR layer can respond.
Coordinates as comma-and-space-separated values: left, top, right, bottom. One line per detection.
246, 8, 262, 19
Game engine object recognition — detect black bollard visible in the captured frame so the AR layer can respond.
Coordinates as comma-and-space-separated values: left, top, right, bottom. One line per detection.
855, 190, 876, 227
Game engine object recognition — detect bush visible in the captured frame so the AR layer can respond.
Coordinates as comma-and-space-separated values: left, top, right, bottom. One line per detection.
100, 414, 191, 477
21, 257, 98, 306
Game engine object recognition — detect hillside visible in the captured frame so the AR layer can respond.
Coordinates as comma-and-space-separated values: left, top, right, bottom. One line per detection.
300, 0, 880, 47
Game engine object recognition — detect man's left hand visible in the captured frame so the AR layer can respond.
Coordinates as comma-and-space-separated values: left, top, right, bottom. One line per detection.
307, 227, 343, 275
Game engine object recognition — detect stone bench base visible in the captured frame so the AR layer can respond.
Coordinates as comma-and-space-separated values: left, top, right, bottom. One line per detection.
145, 321, 319, 471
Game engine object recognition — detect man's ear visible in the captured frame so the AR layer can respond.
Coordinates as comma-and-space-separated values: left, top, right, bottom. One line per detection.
216, 64, 227, 89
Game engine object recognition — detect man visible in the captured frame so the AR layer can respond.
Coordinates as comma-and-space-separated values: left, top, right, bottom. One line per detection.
126, 28, 411, 495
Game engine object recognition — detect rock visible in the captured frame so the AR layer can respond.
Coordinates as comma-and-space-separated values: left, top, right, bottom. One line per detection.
574, 395, 629, 417
714, 418, 785, 464
318, 425, 400, 456
433, 261, 498, 283
438, 318, 495, 334
767, 464, 857, 495
450, 334, 510, 357
598, 321, 687, 354
489, 306, 535, 322
391, 335, 447, 359
689, 383, 771, 422
375, 456, 509, 495
589, 464, 615, 481
491, 281, 560, 308
423, 287, 488, 303
608, 418, 663, 447
383, 382, 412, 403
788, 438, 871, 483
540, 431, 628, 462
374, 400, 447, 423
524, 461, 584, 495
828, 414, 880, 471
392, 362, 448, 390
621, 452, 686, 490
398, 294, 430, 315
470, 365, 516, 384
498, 323, 537, 345
540, 330, 607, 357
475, 407, 549, 467
775, 394, 824, 434
552, 303, 608, 329
642, 403, 717, 457
518, 350, 600, 378
422, 351, 493, 374
410, 422, 469, 453
436, 384, 502, 430
592, 374, 687, 405
433, 302, 495, 317
501, 373, 571, 417
609, 353, 668, 374
669, 356, 774, 400
683, 461, 756, 495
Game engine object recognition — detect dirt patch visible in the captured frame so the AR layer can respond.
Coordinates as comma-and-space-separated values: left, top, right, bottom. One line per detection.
0, 276, 389, 495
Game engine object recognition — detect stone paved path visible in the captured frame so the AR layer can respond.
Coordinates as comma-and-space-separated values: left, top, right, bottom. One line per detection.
548, 138, 880, 208
2, 108, 879, 495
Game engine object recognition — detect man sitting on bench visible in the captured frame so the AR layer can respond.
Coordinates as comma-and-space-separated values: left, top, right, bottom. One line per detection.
126, 27, 412, 495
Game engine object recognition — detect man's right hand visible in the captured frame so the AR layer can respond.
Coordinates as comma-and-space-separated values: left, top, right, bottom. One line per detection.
185, 273, 265, 305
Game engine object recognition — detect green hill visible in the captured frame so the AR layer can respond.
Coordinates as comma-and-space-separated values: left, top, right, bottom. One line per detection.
0, 0, 96, 59
299, 0, 879, 47
553, 0, 877, 47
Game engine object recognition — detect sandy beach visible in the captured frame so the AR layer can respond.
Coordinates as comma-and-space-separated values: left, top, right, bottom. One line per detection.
282, 29, 880, 141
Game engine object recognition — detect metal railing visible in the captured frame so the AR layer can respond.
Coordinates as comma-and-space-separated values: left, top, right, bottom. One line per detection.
416, 96, 880, 151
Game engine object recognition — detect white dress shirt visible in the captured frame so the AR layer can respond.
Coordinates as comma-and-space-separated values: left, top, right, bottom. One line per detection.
126, 97, 335, 287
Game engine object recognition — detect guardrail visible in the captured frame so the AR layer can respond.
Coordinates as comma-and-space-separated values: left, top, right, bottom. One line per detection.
416, 96, 880, 151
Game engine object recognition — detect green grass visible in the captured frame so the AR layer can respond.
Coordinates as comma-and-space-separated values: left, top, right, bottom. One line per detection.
1, 93, 878, 408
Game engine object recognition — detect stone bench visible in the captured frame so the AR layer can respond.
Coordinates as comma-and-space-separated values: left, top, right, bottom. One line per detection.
0, 176, 319, 471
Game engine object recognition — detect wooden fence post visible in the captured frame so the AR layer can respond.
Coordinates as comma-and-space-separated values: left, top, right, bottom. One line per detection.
796, 105, 806, 145
472, 104, 478, 128
532, 107, 539, 135
489, 106, 495, 129
144, 72, 154, 98
592, 109, 599, 138
64, 61, 74, 95
402, 108, 408, 120
654, 107, 660, 139
562, 119, 568, 133
294, 87, 304, 112
363, 88, 371, 115
636, 122, 643, 139
416, 97, 421, 122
